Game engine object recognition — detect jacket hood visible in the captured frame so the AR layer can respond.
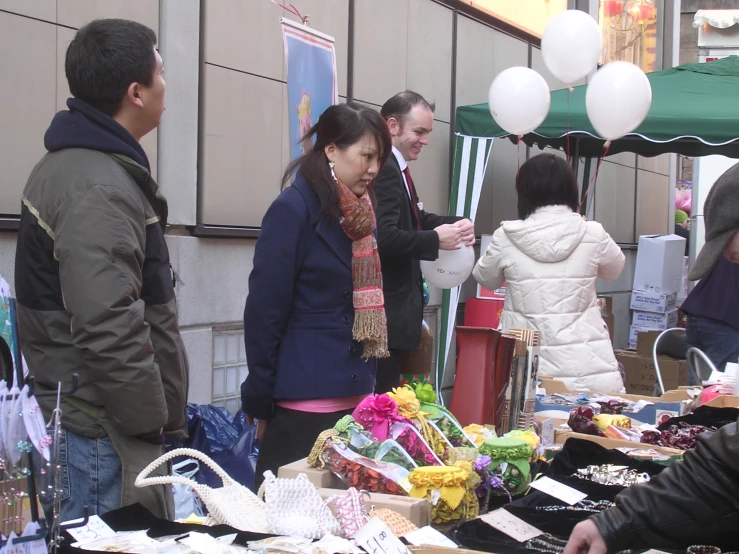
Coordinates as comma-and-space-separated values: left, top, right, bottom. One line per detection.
502, 206, 588, 263
44, 97, 150, 172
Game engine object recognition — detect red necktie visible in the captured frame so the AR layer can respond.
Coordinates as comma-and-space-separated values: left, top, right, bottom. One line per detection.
403, 167, 421, 231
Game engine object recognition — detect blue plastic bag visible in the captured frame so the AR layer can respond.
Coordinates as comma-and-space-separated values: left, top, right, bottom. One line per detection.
179, 403, 259, 491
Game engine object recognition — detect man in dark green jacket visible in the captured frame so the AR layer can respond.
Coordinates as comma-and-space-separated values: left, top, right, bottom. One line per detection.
14, 18, 188, 521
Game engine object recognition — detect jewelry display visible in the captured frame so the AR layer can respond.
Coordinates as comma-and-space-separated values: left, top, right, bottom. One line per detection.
534, 499, 615, 513
573, 465, 651, 487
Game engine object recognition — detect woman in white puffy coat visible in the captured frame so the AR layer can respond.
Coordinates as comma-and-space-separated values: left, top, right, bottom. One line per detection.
473, 154, 626, 393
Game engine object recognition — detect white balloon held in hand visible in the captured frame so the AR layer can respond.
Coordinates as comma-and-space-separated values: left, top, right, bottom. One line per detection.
421, 246, 475, 289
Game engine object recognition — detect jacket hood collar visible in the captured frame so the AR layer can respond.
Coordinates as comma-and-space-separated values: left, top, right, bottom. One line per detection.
502, 205, 587, 263
44, 97, 151, 172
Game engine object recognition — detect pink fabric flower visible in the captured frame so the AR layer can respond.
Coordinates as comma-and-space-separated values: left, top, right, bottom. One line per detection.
352, 394, 408, 440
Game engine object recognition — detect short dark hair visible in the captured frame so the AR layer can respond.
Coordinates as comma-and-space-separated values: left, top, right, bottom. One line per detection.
65, 19, 158, 116
516, 154, 579, 219
380, 91, 435, 125
282, 102, 392, 220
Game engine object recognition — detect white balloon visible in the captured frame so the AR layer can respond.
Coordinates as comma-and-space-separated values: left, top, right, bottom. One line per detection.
585, 61, 652, 141
488, 67, 551, 136
542, 10, 602, 84
421, 246, 475, 289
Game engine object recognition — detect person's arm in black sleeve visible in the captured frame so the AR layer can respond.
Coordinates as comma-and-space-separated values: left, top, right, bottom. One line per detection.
591, 420, 739, 551
375, 164, 439, 261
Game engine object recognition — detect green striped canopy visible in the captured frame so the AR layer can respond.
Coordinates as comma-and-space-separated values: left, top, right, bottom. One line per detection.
435, 57, 739, 397
456, 56, 739, 159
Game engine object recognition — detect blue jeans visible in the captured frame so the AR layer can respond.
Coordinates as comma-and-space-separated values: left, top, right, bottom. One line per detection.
686, 315, 739, 374
36, 429, 122, 522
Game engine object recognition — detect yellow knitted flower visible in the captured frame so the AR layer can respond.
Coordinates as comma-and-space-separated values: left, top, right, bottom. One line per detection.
408, 466, 469, 510
388, 387, 421, 419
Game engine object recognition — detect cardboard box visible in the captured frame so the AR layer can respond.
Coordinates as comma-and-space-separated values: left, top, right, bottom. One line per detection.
678, 256, 690, 302
631, 309, 678, 330
633, 235, 686, 294
278, 458, 346, 489
536, 377, 698, 425
703, 395, 739, 408
616, 349, 690, 397
629, 324, 653, 350
635, 330, 662, 357
630, 289, 678, 314
319, 488, 431, 528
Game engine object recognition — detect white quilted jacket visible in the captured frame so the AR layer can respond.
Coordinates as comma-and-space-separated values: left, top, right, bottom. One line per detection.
473, 206, 626, 393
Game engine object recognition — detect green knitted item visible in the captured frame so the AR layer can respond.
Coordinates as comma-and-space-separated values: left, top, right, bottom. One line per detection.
479, 437, 532, 462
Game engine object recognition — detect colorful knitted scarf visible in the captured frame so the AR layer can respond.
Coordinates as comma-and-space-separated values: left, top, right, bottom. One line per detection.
337, 182, 389, 359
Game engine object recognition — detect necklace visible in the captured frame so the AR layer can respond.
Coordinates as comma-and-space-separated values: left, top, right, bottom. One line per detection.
534, 499, 615, 513
525, 533, 568, 554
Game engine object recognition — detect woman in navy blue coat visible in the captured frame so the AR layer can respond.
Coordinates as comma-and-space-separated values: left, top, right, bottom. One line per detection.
242, 103, 393, 488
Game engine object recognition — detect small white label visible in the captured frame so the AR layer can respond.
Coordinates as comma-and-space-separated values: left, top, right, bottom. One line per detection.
404, 527, 459, 549
541, 418, 555, 446
62, 514, 116, 544
417, 202, 424, 211
479, 509, 543, 542
529, 476, 587, 505
354, 517, 412, 554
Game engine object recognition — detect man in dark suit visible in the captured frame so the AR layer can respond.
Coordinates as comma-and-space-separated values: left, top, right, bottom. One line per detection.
374, 90, 475, 393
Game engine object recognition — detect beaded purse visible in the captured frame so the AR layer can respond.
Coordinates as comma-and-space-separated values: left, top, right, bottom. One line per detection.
135, 447, 270, 533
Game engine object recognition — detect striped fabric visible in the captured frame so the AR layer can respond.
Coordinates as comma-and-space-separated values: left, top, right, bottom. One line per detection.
435, 134, 495, 397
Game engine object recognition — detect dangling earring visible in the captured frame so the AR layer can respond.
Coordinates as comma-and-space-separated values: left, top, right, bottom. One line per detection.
328, 161, 338, 183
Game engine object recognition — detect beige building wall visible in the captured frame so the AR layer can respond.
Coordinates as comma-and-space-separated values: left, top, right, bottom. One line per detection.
0, 0, 678, 405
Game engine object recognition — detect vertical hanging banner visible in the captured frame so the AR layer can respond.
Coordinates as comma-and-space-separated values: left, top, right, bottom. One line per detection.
281, 17, 338, 161
436, 134, 495, 400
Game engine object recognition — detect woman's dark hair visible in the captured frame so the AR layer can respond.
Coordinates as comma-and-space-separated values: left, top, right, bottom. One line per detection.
282, 102, 392, 220
516, 153, 579, 220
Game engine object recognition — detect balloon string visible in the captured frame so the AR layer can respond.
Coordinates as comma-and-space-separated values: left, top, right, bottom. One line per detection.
269, 0, 309, 24
566, 88, 571, 163
516, 136, 522, 181
578, 141, 611, 213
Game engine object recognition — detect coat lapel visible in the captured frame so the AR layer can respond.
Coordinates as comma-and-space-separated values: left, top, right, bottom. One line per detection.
316, 219, 352, 270
291, 176, 351, 270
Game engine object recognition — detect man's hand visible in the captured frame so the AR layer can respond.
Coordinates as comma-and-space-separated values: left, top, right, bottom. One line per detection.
455, 218, 476, 246
564, 520, 608, 554
247, 415, 268, 440
435, 223, 462, 250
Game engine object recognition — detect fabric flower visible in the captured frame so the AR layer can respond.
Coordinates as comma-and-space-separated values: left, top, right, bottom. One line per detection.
474, 455, 492, 472
352, 394, 407, 441
387, 387, 421, 419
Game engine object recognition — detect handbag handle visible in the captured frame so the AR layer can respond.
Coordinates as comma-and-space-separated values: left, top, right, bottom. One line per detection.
135, 447, 234, 490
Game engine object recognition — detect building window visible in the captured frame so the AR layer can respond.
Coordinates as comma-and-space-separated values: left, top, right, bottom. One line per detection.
466, 0, 568, 38
600, 0, 661, 72
212, 330, 248, 415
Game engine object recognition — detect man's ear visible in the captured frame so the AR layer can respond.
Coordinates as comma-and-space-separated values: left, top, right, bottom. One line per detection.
126, 82, 144, 108
387, 116, 401, 137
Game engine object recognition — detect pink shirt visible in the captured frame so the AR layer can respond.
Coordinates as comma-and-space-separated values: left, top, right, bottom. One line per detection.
276, 394, 368, 414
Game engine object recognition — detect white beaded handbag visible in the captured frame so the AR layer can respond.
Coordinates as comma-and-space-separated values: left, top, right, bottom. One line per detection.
258, 471, 341, 539
135, 447, 271, 533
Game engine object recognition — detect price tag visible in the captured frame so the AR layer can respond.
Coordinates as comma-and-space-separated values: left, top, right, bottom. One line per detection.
479, 509, 542, 542
63, 514, 116, 544
354, 517, 411, 554
540, 418, 555, 446
404, 526, 459, 549
529, 476, 587, 505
